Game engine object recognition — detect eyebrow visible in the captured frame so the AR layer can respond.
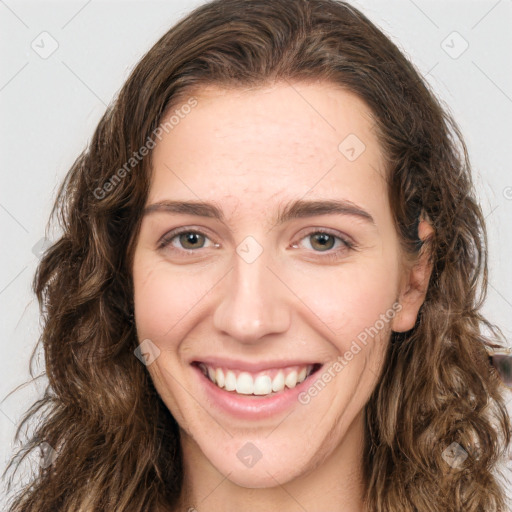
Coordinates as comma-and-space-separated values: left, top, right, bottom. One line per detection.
142, 198, 376, 227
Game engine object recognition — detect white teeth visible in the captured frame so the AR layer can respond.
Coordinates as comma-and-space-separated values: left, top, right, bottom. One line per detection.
272, 370, 285, 392
199, 363, 315, 396
214, 367, 223, 387
224, 370, 237, 391
236, 372, 253, 394
253, 375, 272, 395
284, 370, 298, 389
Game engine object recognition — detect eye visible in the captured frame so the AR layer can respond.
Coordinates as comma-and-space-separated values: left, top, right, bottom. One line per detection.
157, 226, 356, 262
158, 228, 217, 252
291, 228, 356, 262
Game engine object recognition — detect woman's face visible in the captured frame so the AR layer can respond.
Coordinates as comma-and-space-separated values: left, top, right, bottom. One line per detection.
132, 81, 429, 488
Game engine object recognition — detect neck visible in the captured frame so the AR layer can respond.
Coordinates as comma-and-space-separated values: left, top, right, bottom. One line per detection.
171, 410, 368, 512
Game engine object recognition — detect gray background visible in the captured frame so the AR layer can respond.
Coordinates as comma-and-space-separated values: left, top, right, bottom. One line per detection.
1, 0, 511, 506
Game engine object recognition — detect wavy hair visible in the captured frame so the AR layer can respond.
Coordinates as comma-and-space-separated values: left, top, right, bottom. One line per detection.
3, 0, 511, 510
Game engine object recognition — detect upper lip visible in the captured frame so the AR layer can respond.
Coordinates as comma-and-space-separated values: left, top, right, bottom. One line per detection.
191, 357, 322, 373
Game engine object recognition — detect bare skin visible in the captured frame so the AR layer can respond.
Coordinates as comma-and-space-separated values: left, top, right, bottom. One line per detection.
132, 81, 434, 512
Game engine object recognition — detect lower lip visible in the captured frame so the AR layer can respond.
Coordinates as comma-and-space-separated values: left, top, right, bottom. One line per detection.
191, 363, 321, 420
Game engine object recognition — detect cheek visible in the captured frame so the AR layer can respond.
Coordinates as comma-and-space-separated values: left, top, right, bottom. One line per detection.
133, 243, 401, 348
132, 257, 210, 340
297, 259, 400, 346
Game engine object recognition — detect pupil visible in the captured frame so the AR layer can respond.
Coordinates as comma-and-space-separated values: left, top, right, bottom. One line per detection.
183, 233, 202, 248
313, 233, 334, 250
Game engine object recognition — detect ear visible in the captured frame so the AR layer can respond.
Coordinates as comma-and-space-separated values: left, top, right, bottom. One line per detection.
391, 219, 434, 333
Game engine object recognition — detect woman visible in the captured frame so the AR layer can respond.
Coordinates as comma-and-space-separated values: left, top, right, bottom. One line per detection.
3, 0, 511, 510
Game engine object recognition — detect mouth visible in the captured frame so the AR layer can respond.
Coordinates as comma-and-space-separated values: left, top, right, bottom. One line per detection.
191, 361, 323, 398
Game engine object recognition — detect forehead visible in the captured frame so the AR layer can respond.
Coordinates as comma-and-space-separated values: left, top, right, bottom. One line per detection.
149, 81, 387, 219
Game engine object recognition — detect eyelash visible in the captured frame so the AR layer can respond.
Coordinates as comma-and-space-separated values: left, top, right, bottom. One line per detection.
158, 227, 357, 262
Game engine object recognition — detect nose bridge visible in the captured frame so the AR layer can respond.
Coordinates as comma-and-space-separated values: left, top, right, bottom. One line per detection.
212, 235, 290, 343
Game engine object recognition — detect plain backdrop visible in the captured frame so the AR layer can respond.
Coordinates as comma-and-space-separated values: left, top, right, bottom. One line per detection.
1, 0, 511, 506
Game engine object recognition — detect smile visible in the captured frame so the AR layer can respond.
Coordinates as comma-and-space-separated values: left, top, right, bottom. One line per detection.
190, 358, 324, 419
197, 362, 319, 396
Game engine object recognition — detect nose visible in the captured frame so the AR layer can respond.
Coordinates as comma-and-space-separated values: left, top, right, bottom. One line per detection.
212, 245, 292, 344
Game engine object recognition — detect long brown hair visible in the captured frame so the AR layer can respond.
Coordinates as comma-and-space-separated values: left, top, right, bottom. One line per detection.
3, 0, 511, 510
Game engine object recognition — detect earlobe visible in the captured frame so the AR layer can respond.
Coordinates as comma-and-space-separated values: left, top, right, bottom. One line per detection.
391, 219, 435, 333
